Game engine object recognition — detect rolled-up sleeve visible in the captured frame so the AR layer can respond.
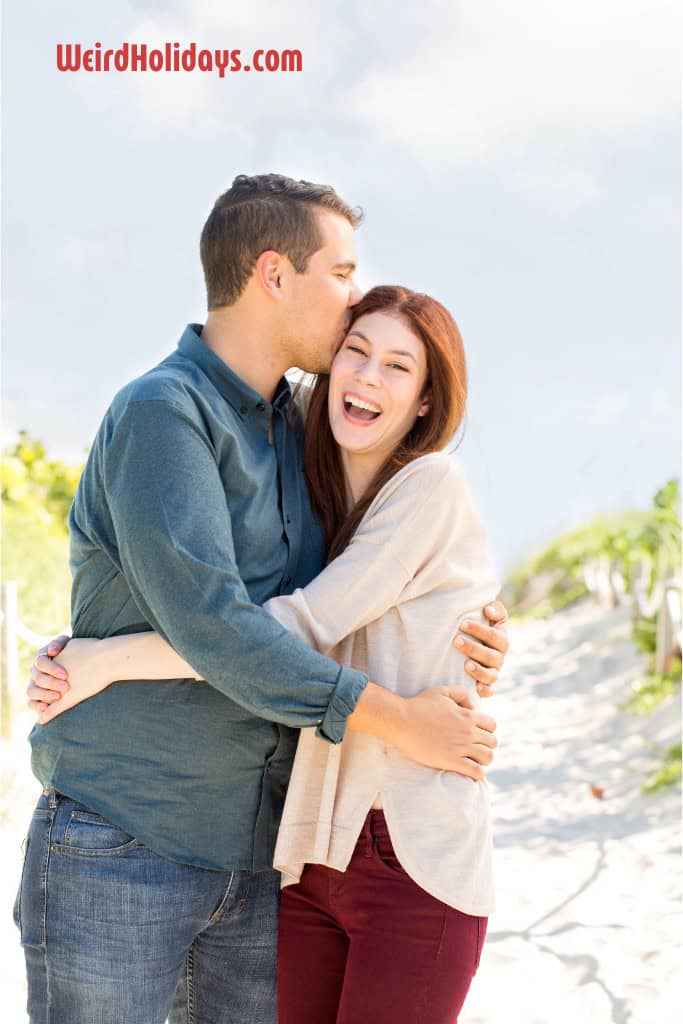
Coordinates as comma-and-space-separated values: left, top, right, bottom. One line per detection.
104, 398, 368, 740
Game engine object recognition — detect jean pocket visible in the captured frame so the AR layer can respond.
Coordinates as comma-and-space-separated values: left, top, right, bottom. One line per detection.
375, 839, 407, 877
13, 834, 29, 933
58, 809, 140, 856
15, 808, 52, 947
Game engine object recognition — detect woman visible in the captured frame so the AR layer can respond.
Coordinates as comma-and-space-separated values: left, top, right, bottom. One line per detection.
33, 285, 500, 1023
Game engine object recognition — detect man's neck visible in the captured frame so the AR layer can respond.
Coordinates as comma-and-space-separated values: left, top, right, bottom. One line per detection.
201, 308, 288, 403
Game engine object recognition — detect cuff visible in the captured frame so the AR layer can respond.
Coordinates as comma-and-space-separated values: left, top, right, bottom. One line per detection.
315, 666, 368, 744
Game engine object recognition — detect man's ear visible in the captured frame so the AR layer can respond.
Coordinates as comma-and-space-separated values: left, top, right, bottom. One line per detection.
255, 250, 286, 298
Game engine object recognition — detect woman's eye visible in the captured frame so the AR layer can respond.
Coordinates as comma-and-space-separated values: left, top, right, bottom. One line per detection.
348, 345, 365, 355
389, 363, 409, 372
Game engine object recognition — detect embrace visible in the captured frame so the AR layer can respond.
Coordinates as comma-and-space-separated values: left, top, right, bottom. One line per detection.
19, 174, 509, 1024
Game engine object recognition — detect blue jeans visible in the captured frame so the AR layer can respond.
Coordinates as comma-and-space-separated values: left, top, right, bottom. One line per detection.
14, 790, 280, 1024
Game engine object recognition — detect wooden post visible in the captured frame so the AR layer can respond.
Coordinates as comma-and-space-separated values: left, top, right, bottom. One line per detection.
1, 581, 19, 739
655, 580, 682, 675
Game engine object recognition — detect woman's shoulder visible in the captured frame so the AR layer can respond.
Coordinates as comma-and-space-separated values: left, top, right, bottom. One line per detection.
365, 452, 469, 522
379, 451, 465, 496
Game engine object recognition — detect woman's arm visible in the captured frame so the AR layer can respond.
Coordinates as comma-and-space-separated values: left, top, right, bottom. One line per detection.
265, 456, 498, 655
31, 632, 202, 725
31, 458, 494, 721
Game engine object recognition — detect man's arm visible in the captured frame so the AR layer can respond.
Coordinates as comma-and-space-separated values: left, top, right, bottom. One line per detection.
94, 397, 365, 743
38, 396, 494, 776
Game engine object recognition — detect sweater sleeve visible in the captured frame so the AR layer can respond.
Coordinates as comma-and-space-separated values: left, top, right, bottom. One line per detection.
264, 456, 495, 654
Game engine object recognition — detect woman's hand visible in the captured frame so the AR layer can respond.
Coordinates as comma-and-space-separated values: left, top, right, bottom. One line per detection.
27, 637, 114, 725
454, 600, 510, 698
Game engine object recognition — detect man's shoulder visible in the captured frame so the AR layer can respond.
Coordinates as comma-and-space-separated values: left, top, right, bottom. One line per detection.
115, 352, 200, 407
106, 352, 218, 430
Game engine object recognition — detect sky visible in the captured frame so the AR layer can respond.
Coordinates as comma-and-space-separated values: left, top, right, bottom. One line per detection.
1, 0, 680, 575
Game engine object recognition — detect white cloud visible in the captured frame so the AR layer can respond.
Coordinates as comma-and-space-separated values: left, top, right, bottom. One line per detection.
590, 391, 629, 428
60, 232, 128, 275
57, 0, 683, 210
342, 0, 680, 211
638, 388, 681, 438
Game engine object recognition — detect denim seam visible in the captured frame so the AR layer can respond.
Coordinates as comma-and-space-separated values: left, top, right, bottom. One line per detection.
208, 870, 236, 923
216, 871, 252, 921
474, 917, 486, 973
40, 805, 58, 948
52, 839, 141, 858
186, 943, 196, 1024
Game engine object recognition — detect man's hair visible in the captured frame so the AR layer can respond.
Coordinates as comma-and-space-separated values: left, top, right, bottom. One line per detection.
200, 173, 363, 309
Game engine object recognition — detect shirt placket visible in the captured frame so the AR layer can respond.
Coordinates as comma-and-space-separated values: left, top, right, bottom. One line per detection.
272, 407, 301, 596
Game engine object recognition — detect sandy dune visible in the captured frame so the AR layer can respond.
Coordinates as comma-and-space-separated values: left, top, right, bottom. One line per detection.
464, 601, 681, 1024
1, 601, 680, 1023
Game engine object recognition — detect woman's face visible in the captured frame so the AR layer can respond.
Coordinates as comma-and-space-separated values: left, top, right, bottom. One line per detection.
328, 311, 429, 464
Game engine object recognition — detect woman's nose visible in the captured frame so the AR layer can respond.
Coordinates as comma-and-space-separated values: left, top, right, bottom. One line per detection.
353, 361, 382, 388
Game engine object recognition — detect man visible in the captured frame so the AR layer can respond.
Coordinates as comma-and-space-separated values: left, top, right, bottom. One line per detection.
21, 173, 508, 1023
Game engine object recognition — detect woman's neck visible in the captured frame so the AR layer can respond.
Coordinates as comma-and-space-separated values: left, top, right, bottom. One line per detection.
341, 449, 384, 509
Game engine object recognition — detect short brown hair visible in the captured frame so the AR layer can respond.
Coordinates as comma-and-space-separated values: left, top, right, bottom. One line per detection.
200, 173, 363, 309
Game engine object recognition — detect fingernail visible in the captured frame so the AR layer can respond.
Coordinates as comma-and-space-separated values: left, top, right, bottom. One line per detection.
462, 620, 472, 629
454, 637, 465, 648
486, 605, 496, 613
466, 661, 476, 671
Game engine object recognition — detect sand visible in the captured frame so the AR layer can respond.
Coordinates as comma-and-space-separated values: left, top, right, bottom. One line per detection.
1, 600, 680, 1023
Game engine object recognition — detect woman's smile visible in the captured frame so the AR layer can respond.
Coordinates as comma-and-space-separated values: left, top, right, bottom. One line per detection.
341, 391, 384, 425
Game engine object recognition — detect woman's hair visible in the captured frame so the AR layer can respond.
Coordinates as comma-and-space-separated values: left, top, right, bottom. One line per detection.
303, 285, 467, 562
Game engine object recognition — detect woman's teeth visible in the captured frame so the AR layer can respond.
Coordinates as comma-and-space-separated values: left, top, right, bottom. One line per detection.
343, 394, 382, 421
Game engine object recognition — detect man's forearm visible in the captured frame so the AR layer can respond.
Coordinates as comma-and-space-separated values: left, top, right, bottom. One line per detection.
346, 682, 408, 746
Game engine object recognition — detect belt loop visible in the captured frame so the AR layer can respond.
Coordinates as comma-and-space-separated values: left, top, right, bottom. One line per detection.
42, 787, 58, 810
361, 813, 373, 858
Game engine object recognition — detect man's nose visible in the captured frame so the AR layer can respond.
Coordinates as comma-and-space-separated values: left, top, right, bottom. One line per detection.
348, 280, 364, 306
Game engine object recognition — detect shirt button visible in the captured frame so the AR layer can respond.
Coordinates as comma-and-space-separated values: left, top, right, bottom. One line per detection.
286, 515, 292, 525
285, 576, 292, 586
256, 402, 266, 412
240, 405, 247, 415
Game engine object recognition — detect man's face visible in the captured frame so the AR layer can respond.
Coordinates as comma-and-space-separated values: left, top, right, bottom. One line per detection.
283, 210, 363, 374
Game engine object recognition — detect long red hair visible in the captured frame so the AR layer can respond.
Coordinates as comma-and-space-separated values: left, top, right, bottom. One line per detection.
303, 285, 468, 561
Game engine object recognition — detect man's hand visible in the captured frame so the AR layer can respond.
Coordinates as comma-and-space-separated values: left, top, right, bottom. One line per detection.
396, 685, 497, 780
454, 600, 509, 698
348, 681, 496, 781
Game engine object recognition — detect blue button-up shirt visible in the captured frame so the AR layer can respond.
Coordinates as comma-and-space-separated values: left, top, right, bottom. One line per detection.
30, 325, 368, 869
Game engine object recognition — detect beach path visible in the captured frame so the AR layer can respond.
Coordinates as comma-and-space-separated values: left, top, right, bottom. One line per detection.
464, 601, 681, 1024
1, 601, 681, 1023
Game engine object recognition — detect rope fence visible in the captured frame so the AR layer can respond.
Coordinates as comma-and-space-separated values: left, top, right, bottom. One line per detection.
582, 559, 682, 673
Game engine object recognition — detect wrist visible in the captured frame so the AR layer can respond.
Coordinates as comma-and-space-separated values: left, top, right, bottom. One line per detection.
347, 681, 408, 745
89, 638, 117, 687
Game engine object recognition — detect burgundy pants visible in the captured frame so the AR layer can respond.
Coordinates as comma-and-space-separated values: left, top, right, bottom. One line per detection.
277, 810, 487, 1024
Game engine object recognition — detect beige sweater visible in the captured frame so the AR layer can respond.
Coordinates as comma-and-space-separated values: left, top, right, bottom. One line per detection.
264, 452, 500, 916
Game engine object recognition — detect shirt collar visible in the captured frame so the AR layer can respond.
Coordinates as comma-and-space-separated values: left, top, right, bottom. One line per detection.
178, 324, 291, 419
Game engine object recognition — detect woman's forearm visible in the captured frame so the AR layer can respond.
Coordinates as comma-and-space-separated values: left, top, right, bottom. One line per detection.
91, 631, 203, 684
